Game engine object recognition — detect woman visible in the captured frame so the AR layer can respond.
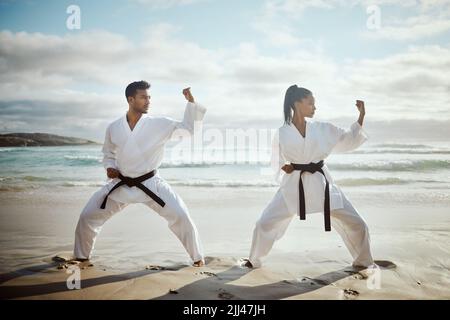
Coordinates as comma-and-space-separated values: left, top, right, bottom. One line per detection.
244, 85, 374, 269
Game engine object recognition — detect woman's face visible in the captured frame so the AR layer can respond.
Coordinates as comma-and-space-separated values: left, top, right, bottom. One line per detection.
294, 94, 316, 118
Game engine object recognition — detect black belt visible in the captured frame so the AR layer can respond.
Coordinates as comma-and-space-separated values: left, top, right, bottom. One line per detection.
100, 170, 166, 209
291, 160, 331, 232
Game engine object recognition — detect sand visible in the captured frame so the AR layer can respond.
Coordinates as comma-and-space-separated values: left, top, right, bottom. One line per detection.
0, 186, 449, 299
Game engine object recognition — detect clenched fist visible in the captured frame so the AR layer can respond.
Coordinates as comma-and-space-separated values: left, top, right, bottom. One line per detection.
182, 87, 195, 103
106, 167, 120, 179
281, 164, 294, 174
356, 100, 365, 116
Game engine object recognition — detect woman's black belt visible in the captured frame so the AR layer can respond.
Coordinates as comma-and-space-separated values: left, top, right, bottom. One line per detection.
291, 160, 331, 232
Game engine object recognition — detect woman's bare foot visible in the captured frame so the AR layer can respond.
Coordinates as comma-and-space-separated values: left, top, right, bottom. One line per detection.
193, 260, 204, 267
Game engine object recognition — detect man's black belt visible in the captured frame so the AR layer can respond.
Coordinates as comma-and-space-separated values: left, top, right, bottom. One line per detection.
291, 160, 331, 232
100, 170, 166, 209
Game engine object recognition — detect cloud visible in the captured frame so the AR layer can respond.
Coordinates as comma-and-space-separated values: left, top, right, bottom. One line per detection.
0, 30, 133, 87
130, 0, 208, 9
260, 0, 420, 15
259, 0, 450, 41
0, 10, 449, 142
362, 4, 450, 40
339, 44, 450, 119
0, 26, 341, 127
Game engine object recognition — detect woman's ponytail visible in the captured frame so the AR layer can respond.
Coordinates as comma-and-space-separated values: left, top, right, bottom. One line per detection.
283, 85, 312, 124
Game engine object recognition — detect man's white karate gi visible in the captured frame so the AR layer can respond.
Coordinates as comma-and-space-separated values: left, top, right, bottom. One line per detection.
74, 83, 205, 265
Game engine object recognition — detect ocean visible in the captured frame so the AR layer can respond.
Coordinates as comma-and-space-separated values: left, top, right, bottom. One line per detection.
1, 141, 449, 193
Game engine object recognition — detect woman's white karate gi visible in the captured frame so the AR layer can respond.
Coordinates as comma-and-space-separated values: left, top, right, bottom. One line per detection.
247, 85, 374, 268
74, 84, 205, 265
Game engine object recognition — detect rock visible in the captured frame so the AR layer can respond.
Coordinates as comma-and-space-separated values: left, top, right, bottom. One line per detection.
343, 288, 360, 299
195, 271, 218, 277
0, 133, 98, 147
218, 291, 234, 300
145, 265, 165, 270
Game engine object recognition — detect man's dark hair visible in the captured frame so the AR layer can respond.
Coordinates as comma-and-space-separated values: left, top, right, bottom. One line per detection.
125, 80, 150, 100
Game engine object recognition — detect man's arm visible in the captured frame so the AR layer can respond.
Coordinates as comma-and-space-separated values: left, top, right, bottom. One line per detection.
102, 125, 119, 179
174, 87, 207, 134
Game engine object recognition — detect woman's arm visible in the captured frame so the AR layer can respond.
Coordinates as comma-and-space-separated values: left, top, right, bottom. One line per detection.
271, 130, 288, 182
330, 100, 368, 153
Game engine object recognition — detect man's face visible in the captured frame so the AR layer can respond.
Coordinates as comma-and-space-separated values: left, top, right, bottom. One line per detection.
129, 89, 151, 114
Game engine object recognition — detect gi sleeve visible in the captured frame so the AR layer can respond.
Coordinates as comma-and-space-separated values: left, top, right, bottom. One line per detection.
101, 124, 117, 170
330, 121, 369, 153
271, 129, 287, 183
173, 101, 207, 134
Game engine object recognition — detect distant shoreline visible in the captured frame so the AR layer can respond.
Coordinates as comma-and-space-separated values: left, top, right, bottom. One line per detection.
0, 133, 100, 147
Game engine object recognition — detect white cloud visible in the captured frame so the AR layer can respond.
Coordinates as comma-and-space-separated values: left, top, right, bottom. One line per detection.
0, 15, 449, 141
339, 44, 450, 119
0, 30, 134, 86
260, 0, 450, 41
362, 8, 450, 40
130, 0, 208, 9
261, 0, 420, 15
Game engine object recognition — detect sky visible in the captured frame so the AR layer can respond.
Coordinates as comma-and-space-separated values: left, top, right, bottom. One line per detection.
0, 0, 449, 142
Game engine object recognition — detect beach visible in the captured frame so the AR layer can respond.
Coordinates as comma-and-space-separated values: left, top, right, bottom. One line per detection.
0, 181, 449, 300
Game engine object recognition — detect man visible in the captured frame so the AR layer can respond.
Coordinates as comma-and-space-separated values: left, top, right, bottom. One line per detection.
74, 81, 206, 267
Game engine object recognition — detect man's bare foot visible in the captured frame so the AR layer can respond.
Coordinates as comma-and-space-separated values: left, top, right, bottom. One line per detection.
241, 259, 253, 268
73, 258, 93, 268
193, 260, 204, 267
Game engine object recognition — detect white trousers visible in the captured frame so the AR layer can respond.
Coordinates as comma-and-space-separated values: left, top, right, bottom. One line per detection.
73, 181, 204, 263
249, 190, 374, 268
